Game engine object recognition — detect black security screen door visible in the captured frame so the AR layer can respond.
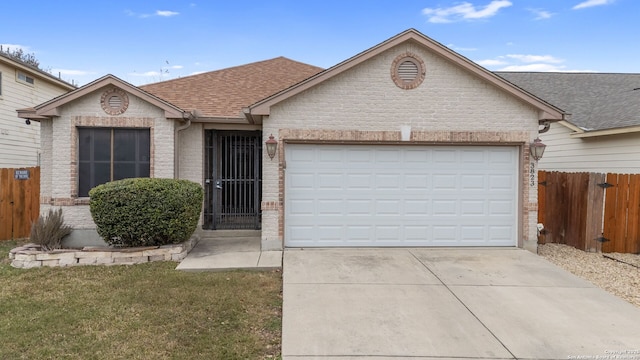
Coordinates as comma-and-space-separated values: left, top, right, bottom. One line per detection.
204, 130, 262, 230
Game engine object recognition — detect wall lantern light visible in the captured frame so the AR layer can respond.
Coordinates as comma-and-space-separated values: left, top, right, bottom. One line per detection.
265, 134, 278, 160
530, 137, 546, 161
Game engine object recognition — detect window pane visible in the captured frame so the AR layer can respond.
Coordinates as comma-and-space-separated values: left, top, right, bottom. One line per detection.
138, 163, 150, 178
114, 130, 136, 161
78, 162, 92, 197
78, 129, 91, 161
93, 129, 111, 161
94, 162, 111, 189
78, 162, 111, 197
114, 163, 136, 181
138, 130, 150, 162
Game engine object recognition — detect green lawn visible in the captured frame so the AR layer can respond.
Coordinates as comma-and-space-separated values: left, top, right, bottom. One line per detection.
0, 240, 282, 359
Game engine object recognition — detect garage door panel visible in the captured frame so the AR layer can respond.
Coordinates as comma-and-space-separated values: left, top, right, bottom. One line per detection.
346, 173, 372, 189
489, 200, 515, 215
375, 174, 401, 189
285, 144, 517, 247
489, 174, 515, 190
288, 172, 316, 189
489, 226, 515, 243
489, 148, 515, 163
404, 200, 430, 215
432, 200, 457, 216
288, 199, 315, 215
460, 174, 486, 190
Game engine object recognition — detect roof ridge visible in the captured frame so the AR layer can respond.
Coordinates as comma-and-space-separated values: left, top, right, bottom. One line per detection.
140, 56, 321, 88
494, 71, 640, 76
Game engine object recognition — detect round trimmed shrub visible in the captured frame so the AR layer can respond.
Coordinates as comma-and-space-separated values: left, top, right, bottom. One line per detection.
89, 178, 203, 247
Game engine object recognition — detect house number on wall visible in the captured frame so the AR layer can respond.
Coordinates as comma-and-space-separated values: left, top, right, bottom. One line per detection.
530, 162, 536, 187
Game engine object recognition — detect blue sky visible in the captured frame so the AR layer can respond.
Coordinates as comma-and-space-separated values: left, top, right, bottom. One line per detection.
1, 0, 637, 86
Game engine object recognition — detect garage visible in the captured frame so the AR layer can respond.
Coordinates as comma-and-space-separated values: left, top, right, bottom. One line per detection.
284, 144, 518, 247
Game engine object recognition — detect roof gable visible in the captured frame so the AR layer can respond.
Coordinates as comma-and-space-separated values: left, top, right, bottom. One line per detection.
18, 74, 187, 120
248, 29, 565, 121
140, 57, 323, 119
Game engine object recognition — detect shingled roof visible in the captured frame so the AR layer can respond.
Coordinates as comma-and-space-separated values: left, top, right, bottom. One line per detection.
140, 57, 323, 119
496, 72, 640, 131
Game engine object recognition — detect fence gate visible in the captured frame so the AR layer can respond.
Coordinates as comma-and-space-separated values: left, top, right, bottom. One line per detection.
0, 167, 40, 240
602, 173, 640, 254
537, 171, 604, 252
204, 131, 262, 230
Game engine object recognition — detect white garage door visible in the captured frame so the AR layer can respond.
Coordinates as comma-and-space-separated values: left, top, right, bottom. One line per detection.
284, 144, 518, 247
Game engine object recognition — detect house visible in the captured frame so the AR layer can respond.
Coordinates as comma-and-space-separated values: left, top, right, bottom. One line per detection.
496, 72, 640, 174
18, 29, 565, 252
0, 52, 75, 167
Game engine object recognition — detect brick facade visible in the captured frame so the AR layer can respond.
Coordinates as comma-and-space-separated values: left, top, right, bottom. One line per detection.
261, 43, 542, 251
41, 87, 177, 230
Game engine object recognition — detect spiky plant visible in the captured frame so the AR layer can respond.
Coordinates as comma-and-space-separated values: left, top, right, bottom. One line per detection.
29, 208, 72, 251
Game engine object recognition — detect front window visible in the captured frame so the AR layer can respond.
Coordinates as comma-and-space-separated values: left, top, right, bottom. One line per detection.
78, 128, 150, 197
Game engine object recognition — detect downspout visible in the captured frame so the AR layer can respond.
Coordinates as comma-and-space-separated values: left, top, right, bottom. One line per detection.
174, 111, 194, 179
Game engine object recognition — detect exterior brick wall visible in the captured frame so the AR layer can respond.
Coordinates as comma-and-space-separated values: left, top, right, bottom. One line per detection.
39, 119, 53, 198
262, 43, 541, 250
177, 122, 204, 224
43, 87, 178, 230
178, 122, 203, 185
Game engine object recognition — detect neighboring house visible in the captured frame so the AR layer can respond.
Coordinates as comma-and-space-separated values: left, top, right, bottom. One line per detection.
19, 29, 565, 252
497, 72, 640, 174
0, 52, 75, 167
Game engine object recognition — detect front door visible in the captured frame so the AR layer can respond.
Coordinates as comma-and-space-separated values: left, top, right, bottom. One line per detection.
204, 130, 262, 230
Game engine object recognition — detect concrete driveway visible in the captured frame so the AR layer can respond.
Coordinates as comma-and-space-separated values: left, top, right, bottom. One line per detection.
282, 248, 640, 359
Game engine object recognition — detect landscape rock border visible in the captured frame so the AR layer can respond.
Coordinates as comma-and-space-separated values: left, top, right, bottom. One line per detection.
538, 243, 640, 308
9, 235, 199, 269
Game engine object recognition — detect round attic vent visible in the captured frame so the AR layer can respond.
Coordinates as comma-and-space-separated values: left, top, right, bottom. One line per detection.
391, 52, 426, 90
100, 88, 129, 115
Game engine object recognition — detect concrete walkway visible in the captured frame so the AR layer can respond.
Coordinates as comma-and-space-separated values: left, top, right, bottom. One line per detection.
282, 248, 640, 359
176, 231, 281, 271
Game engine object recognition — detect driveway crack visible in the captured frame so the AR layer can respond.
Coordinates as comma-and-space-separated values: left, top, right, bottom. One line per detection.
408, 249, 517, 360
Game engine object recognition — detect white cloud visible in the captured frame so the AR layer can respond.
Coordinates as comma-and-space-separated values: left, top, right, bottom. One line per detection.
189, 71, 206, 76
527, 8, 554, 20
573, 0, 614, 10
475, 59, 508, 66
506, 54, 564, 63
422, 1, 512, 23
498, 64, 567, 72
51, 69, 95, 76
477, 53, 581, 72
129, 71, 162, 77
156, 10, 179, 17
168, 65, 183, 69
125, 9, 179, 18
447, 44, 478, 51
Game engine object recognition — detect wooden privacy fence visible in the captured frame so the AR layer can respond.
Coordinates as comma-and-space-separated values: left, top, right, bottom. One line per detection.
0, 167, 40, 240
538, 171, 640, 253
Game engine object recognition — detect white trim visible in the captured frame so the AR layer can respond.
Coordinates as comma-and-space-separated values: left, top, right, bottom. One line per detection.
570, 125, 640, 138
